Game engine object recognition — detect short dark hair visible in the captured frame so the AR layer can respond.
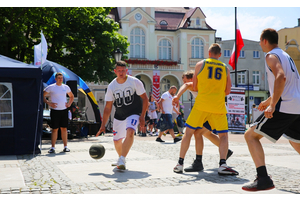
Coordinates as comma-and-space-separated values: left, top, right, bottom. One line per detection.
115, 60, 127, 68
209, 43, 221, 55
55, 72, 63, 78
260, 28, 278, 45
182, 70, 194, 79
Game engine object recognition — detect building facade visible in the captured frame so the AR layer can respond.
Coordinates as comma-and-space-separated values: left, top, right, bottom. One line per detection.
278, 18, 300, 73
218, 39, 269, 114
90, 7, 217, 118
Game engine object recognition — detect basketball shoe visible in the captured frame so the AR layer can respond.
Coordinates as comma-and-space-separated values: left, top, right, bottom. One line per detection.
242, 176, 275, 191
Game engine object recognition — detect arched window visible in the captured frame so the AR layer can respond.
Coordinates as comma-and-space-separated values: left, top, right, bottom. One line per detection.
130, 27, 145, 58
0, 83, 13, 128
159, 39, 171, 60
161, 78, 170, 94
191, 38, 204, 59
160, 20, 168, 25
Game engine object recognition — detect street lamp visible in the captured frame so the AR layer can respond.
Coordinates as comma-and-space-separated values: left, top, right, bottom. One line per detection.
113, 48, 123, 63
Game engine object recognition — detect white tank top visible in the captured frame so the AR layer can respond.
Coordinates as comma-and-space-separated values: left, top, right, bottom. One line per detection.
266, 47, 300, 114
187, 89, 198, 98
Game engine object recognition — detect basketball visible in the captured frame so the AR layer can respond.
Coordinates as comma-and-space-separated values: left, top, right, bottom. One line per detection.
89, 144, 105, 159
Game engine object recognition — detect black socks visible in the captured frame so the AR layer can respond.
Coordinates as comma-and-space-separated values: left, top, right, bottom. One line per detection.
257, 166, 268, 177
178, 157, 184, 165
196, 154, 202, 162
219, 159, 226, 166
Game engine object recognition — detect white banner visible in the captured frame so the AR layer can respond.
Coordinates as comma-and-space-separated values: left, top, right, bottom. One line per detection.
34, 32, 47, 66
227, 87, 246, 132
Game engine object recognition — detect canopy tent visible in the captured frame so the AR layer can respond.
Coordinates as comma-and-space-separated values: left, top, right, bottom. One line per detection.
41, 60, 101, 124
0, 55, 43, 155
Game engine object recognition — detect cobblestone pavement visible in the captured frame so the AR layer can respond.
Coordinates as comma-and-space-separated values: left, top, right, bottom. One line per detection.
0, 133, 299, 194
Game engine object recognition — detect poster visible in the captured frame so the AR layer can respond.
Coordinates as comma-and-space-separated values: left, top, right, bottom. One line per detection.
227, 87, 246, 132
152, 70, 160, 101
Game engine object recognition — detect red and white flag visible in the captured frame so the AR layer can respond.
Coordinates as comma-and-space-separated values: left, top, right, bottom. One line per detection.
34, 31, 47, 66
152, 71, 160, 101
229, 22, 244, 70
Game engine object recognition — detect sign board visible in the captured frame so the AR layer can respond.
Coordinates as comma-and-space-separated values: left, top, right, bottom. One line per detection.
227, 87, 246, 132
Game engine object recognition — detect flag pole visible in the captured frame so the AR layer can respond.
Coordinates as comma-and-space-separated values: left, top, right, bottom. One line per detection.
234, 7, 237, 87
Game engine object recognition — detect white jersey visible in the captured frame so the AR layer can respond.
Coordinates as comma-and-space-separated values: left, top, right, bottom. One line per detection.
266, 47, 300, 114
105, 75, 146, 120
161, 91, 173, 114
44, 83, 71, 110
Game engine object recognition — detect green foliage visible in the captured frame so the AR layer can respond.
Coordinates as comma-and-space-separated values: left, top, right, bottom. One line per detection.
0, 7, 129, 82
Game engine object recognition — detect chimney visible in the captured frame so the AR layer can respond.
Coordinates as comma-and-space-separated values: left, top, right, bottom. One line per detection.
298, 18, 300, 26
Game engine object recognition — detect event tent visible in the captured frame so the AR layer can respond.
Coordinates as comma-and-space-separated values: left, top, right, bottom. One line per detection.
0, 55, 43, 155
41, 60, 102, 124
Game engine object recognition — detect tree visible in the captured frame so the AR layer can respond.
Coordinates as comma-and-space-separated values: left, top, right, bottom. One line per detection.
0, 7, 129, 82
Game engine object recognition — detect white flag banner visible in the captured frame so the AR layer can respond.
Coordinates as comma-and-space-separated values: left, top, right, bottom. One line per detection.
34, 32, 47, 66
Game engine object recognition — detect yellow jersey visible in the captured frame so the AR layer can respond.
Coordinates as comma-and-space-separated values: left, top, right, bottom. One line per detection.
194, 58, 227, 114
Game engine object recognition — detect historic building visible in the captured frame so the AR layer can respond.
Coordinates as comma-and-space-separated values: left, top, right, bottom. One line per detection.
218, 39, 269, 114
278, 18, 300, 73
86, 7, 217, 119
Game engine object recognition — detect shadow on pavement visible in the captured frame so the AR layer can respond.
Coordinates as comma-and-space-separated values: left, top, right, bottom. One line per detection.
88, 168, 151, 182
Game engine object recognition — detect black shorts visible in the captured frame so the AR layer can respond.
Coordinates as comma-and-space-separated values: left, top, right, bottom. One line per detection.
251, 111, 300, 143
50, 109, 69, 129
149, 118, 157, 125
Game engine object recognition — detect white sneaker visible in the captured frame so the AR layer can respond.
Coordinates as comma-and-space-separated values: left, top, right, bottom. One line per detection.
117, 156, 126, 170
218, 164, 239, 175
149, 132, 153, 136
111, 158, 118, 166
173, 163, 183, 173
154, 131, 159, 136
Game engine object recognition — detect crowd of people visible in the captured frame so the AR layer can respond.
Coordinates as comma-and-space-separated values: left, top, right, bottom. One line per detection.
45, 28, 300, 192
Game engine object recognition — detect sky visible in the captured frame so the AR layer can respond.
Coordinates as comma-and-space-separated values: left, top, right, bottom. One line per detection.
6, 1, 300, 42
201, 7, 300, 41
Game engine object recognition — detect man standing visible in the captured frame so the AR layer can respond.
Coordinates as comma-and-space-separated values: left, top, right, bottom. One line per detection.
43, 72, 74, 153
155, 86, 182, 143
178, 43, 238, 175
242, 28, 300, 191
96, 61, 148, 170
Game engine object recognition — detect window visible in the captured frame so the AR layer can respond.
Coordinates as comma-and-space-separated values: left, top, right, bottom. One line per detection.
159, 39, 171, 60
161, 78, 170, 94
130, 27, 146, 58
224, 49, 231, 57
0, 83, 13, 128
238, 71, 246, 84
196, 17, 200, 26
253, 50, 260, 58
191, 38, 204, 59
252, 71, 260, 85
239, 50, 245, 58
160, 20, 168, 25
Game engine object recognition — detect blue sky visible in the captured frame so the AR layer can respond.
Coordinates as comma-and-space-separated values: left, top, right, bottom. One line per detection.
201, 7, 300, 41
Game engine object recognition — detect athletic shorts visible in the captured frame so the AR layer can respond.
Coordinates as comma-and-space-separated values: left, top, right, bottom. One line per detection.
251, 111, 300, 143
50, 109, 68, 129
113, 114, 140, 141
157, 114, 173, 132
185, 108, 228, 134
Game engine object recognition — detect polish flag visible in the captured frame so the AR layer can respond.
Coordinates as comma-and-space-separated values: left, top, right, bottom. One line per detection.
229, 22, 244, 70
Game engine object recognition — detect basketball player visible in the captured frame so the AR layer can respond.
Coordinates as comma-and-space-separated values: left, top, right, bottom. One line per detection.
173, 70, 233, 173
242, 28, 300, 191
96, 61, 148, 170
174, 43, 238, 175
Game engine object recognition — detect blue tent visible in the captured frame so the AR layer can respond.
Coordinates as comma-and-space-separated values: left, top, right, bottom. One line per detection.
41, 60, 102, 124
0, 55, 43, 155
